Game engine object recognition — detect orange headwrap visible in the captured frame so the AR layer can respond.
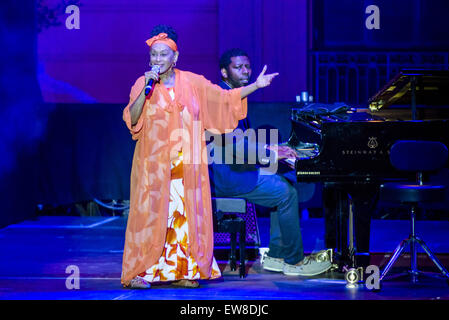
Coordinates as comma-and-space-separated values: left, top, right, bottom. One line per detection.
146, 33, 178, 52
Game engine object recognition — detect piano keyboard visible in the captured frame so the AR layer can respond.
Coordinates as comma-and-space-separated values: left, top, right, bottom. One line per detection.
283, 147, 319, 168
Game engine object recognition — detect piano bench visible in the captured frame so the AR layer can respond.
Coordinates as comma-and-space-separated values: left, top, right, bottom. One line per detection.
211, 197, 247, 278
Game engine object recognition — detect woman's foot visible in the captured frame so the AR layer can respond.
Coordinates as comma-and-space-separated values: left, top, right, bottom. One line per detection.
127, 276, 151, 289
172, 279, 199, 288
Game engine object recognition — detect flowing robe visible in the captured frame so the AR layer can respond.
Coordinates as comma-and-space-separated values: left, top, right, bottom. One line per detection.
121, 69, 247, 286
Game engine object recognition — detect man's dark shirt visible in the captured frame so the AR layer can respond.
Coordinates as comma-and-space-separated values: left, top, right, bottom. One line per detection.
207, 80, 260, 196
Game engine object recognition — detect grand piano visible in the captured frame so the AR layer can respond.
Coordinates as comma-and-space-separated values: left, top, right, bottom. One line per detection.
282, 69, 449, 270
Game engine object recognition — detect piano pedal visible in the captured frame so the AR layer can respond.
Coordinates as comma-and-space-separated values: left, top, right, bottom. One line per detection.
310, 248, 338, 274
330, 263, 340, 272
312, 248, 333, 263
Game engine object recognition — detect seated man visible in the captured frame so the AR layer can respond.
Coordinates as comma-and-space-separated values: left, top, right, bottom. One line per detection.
207, 48, 332, 276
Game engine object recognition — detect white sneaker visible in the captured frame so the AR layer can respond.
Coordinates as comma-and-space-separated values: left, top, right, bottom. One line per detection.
262, 253, 285, 272
283, 256, 332, 276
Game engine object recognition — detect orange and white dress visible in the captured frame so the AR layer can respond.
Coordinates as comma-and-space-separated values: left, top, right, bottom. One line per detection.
121, 71, 247, 286
139, 88, 220, 283
140, 152, 221, 283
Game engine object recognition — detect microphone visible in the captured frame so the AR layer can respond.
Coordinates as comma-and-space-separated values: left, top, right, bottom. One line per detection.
145, 65, 160, 96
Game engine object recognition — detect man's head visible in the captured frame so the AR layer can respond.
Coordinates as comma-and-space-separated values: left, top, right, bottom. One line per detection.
219, 48, 251, 88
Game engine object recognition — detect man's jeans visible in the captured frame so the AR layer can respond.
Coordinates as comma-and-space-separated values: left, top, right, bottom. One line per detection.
215, 173, 304, 265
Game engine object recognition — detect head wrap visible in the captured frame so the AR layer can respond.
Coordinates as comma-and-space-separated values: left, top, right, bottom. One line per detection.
146, 33, 178, 52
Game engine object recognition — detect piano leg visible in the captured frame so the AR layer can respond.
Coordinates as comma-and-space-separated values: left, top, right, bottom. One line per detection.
323, 183, 377, 271
323, 184, 350, 269
351, 185, 377, 269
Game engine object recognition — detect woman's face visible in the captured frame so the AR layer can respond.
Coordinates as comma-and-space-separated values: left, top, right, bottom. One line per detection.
149, 42, 178, 74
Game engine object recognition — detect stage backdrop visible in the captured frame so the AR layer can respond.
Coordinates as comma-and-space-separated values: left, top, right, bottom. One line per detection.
37, 0, 309, 104
1, 0, 42, 228
33, 0, 312, 208
34, 0, 449, 211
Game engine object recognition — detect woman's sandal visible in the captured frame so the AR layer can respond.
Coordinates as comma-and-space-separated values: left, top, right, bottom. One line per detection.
126, 276, 151, 289
172, 279, 199, 288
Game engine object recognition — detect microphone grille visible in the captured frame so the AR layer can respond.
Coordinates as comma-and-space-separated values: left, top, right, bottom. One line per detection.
151, 65, 160, 73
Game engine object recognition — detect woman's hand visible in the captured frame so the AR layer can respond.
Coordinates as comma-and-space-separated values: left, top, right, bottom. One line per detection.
255, 65, 279, 89
145, 69, 159, 83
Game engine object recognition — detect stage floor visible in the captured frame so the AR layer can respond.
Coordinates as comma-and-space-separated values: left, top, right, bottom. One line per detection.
0, 216, 448, 301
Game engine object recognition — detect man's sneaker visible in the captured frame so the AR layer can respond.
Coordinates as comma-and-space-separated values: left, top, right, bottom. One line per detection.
283, 256, 332, 276
262, 253, 285, 272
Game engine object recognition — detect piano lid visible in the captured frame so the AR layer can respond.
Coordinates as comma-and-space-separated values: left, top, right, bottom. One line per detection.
368, 69, 449, 112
